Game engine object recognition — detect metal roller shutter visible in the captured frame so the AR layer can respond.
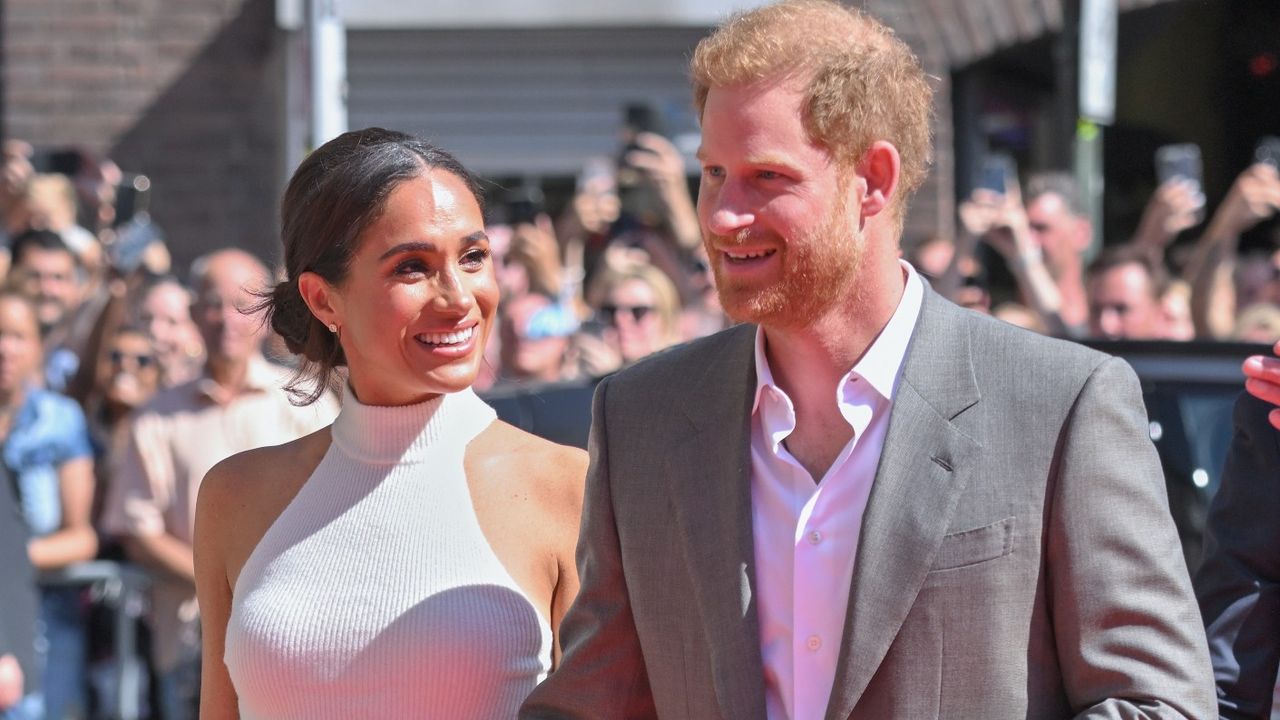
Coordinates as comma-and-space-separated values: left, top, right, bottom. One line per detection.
346, 26, 709, 177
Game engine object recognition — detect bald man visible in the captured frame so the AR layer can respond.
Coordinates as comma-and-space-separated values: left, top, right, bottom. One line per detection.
101, 249, 337, 720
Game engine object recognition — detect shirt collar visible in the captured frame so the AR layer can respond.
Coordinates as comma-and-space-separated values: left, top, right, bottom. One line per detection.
194, 354, 278, 402
752, 259, 924, 414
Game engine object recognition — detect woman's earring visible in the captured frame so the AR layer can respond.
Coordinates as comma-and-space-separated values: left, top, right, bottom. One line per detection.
328, 324, 338, 334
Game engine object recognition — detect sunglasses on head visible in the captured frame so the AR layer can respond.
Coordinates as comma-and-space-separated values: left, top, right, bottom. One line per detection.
110, 350, 154, 368
599, 304, 655, 324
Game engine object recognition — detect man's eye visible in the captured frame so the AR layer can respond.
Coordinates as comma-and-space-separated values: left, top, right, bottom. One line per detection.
757, 170, 781, 180
702, 166, 725, 179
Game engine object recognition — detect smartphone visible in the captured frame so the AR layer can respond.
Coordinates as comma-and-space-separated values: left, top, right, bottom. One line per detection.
1155, 143, 1204, 221
113, 173, 151, 228
622, 102, 663, 140
1155, 144, 1202, 186
1255, 136, 1280, 170
977, 153, 1017, 194
502, 181, 544, 226
109, 213, 161, 274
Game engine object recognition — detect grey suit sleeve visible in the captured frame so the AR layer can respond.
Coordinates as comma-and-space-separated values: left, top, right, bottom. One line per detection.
1047, 356, 1216, 719
1195, 392, 1280, 719
521, 376, 658, 719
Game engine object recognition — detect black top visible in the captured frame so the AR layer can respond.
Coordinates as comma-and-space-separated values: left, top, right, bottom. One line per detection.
0, 462, 40, 694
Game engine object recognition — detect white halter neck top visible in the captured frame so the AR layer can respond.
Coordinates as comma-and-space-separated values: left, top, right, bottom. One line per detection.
224, 387, 552, 719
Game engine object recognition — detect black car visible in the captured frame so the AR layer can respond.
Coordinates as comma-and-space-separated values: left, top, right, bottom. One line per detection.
485, 338, 1266, 573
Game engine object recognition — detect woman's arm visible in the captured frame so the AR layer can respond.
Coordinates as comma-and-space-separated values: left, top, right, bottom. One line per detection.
193, 462, 240, 720
27, 456, 97, 570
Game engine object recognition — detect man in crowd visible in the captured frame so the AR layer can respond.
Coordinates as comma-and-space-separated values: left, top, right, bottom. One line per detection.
101, 248, 336, 720
956, 171, 1092, 336
1086, 244, 1169, 340
523, 1, 1213, 717
9, 228, 87, 390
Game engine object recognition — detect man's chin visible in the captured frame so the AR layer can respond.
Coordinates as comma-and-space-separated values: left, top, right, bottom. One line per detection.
718, 287, 792, 327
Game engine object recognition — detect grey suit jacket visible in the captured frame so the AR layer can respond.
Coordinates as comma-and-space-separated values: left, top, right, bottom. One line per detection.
522, 288, 1215, 719
1195, 392, 1280, 718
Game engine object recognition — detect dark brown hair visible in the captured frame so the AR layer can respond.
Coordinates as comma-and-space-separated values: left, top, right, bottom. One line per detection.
262, 127, 485, 404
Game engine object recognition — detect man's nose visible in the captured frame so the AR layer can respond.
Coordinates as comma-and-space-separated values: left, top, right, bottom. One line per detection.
703, 182, 756, 237
1100, 308, 1123, 338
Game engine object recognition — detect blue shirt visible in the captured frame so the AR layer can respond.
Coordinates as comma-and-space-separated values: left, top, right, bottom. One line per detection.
5, 387, 93, 537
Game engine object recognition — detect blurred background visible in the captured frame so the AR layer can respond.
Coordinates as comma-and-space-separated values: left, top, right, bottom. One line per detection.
1, 1, 1279, 718
1, 0, 1276, 271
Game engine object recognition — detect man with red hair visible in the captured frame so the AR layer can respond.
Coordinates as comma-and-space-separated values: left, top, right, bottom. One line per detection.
524, 2, 1213, 717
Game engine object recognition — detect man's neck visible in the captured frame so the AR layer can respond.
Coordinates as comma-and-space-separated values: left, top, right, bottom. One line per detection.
763, 257, 904, 464
766, 259, 905, 391
203, 353, 259, 404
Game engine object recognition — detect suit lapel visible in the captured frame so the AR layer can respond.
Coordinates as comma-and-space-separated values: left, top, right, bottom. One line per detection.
665, 323, 768, 720
824, 290, 983, 720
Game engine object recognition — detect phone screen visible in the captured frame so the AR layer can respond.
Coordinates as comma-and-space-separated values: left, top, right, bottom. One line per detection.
1255, 136, 1280, 170
977, 154, 1016, 194
1155, 144, 1203, 187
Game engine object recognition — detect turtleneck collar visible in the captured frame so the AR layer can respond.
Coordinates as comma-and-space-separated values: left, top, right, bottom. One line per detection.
329, 385, 497, 465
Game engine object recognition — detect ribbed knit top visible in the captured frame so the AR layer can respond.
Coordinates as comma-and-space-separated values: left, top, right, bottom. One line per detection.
224, 387, 552, 720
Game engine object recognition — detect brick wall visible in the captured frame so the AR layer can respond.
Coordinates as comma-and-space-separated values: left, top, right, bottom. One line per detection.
2, 0, 285, 276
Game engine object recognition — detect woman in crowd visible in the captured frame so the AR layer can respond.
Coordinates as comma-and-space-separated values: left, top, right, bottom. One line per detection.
85, 326, 160, 527
0, 290, 97, 719
193, 128, 586, 719
134, 275, 204, 389
587, 259, 682, 367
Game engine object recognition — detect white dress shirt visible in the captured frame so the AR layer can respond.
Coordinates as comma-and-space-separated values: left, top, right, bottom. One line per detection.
751, 261, 923, 720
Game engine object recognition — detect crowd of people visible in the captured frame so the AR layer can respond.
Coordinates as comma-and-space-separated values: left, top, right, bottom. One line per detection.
916, 156, 1280, 344
0, 0, 1278, 718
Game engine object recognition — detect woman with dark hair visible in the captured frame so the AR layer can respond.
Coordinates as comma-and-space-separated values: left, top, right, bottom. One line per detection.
192, 128, 586, 719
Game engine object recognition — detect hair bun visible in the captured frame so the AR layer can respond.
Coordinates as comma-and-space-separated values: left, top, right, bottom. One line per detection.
267, 280, 317, 357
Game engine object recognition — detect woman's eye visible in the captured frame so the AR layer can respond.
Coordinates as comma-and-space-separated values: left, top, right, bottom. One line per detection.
394, 259, 429, 276
461, 249, 489, 268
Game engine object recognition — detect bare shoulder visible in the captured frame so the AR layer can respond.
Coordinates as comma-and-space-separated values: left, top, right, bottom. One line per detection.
200, 426, 333, 512
469, 420, 586, 519
197, 426, 334, 583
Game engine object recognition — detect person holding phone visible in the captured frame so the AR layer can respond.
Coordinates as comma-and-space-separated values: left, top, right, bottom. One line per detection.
956, 170, 1091, 337
1184, 148, 1280, 339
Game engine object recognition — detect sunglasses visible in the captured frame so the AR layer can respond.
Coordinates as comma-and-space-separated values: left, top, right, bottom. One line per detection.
110, 350, 154, 368
599, 304, 655, 324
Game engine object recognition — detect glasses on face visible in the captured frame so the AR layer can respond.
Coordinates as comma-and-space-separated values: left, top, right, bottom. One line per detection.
110, 349, 154, 369
599, 304, 655, 325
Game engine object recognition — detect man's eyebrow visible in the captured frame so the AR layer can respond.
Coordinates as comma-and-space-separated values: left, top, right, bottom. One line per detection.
695, 147, 708, 162
747, 153, 802, 169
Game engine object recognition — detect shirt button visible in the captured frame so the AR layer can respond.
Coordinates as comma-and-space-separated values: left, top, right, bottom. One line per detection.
806, 635, 822, 651
807, 530, 823, 545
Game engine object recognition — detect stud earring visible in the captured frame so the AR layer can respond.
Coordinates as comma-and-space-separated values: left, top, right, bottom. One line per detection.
327, 324, 338, 334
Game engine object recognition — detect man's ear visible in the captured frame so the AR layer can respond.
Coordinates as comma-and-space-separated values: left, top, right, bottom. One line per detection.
855, 140, 901, 220
1074, 217, 1094, 253
297, 271, 342, 330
